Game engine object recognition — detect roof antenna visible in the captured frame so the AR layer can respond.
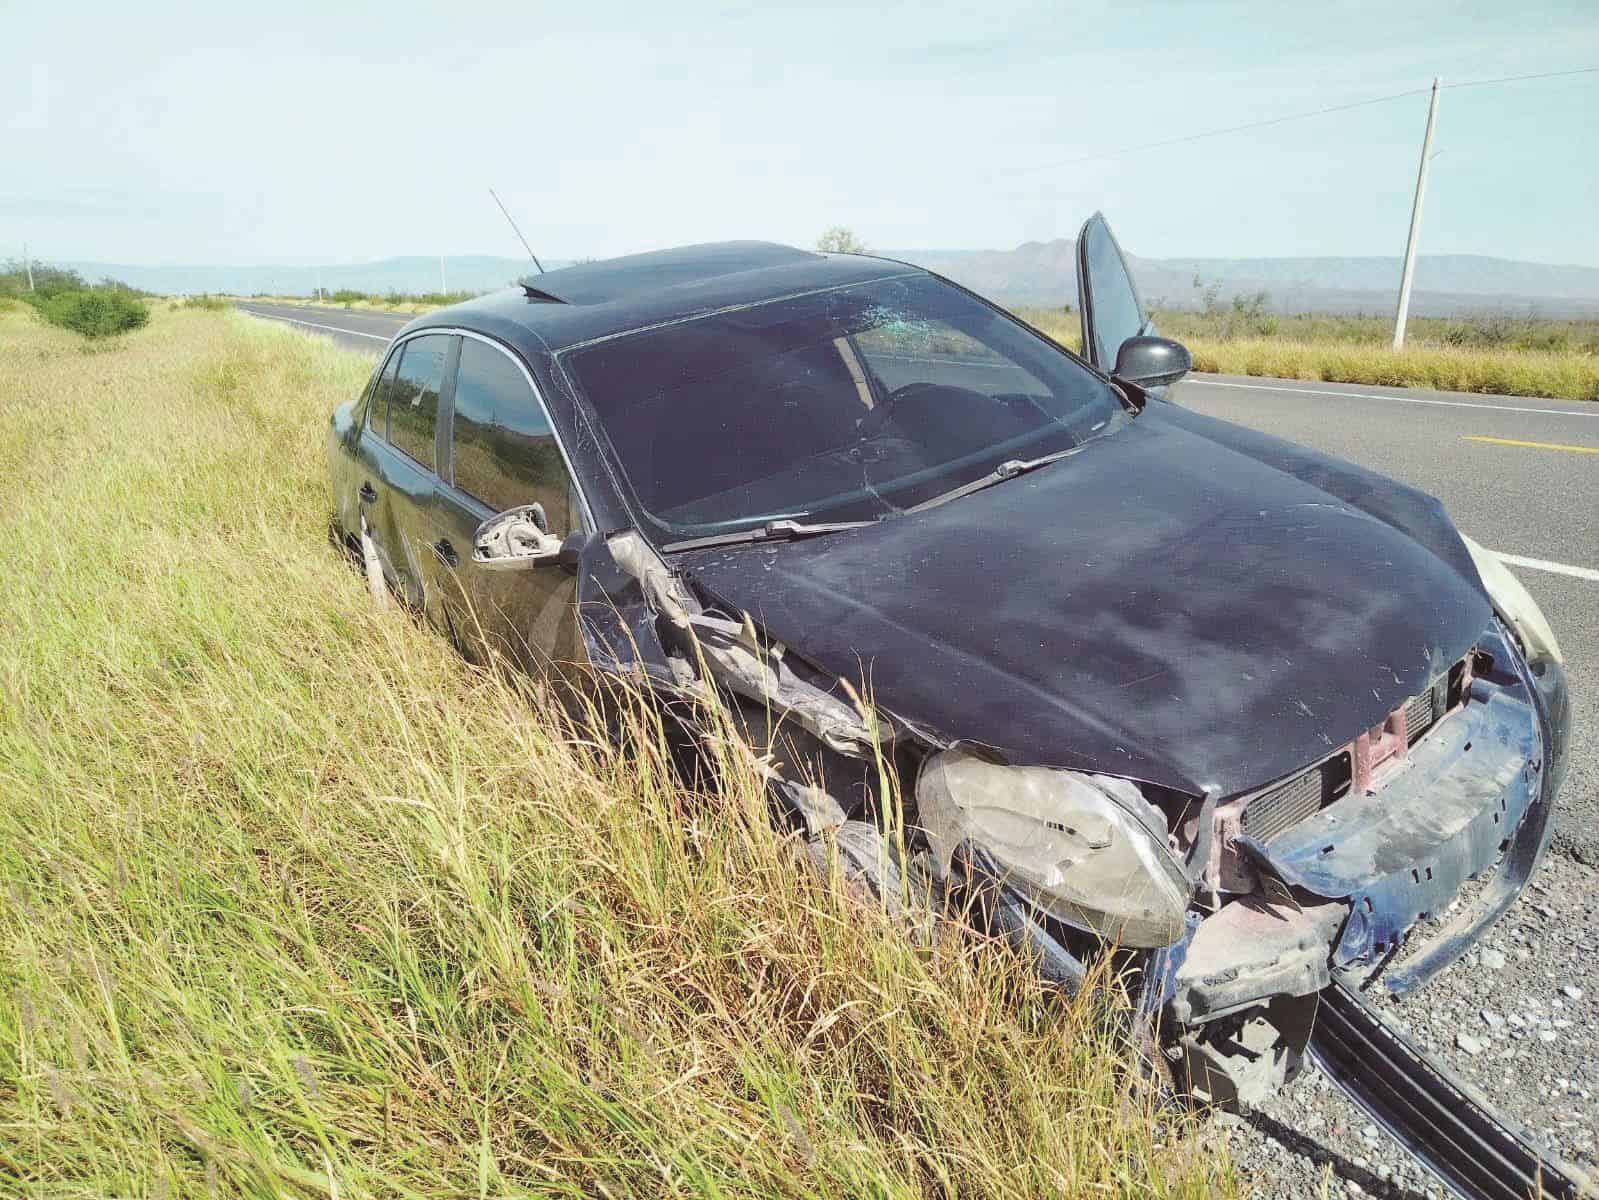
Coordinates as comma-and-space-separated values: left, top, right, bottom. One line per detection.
490, 187, 544, 274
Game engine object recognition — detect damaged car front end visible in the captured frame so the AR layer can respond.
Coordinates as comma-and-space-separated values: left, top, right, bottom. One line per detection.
565, 482, 1577, 1200
332, 233, 1582, 1198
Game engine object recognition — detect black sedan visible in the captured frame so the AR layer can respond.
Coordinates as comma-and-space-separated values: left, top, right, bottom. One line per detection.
327, 220, 1574, 1195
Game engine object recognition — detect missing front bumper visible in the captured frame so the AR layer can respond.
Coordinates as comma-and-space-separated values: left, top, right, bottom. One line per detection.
1246, 632, 1567, 994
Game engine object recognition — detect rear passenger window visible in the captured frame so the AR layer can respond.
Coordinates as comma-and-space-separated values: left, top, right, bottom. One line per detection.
365, 349, 402, 437
387, 335, 450, 469
450, 339, 573, 530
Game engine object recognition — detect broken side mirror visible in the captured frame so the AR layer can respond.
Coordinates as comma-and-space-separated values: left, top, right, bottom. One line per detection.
472, 504, 584, 572
1112, 335, 1192, 389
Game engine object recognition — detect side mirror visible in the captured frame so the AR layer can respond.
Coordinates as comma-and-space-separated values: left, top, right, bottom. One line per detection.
1112, 335, 1192, 388
472, 504, 584, 572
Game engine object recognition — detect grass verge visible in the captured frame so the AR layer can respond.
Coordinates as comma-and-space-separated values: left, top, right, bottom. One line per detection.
1016, 309, 1599, 401
0, 304, 1232, 1197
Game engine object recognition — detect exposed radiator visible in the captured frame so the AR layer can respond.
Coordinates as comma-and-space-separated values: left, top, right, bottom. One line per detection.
1240, 752, 1351, 843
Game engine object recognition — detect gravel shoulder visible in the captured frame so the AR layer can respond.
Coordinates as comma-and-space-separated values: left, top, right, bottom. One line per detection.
1228, 851, 1599, 1197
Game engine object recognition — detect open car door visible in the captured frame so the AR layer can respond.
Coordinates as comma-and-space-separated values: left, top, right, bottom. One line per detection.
1075, 212, 1152, 373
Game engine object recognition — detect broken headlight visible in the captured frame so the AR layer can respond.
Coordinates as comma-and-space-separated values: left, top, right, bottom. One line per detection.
917, 749, 1191, 948
1461, 535, 1563, 664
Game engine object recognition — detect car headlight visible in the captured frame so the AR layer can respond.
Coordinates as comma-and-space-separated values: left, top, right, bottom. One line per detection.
1461, 535, 1563, 664
917, 749, 1191, 948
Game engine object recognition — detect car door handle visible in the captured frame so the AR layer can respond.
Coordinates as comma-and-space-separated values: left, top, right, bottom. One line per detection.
433, 538, 459, 568
359, 482, 378, 503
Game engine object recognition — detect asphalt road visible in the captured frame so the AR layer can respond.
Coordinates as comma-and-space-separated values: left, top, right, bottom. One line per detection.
1174, 374, 1598, 864
236, 300, 406, 353
240, 301, 1599, 861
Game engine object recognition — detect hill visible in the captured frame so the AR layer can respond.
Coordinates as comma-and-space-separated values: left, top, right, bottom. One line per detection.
51, 245, 1599, 317
901, 242, 1599, 317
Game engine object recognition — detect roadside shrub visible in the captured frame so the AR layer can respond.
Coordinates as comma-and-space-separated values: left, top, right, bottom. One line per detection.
329, 288, 365, 304
26, 288, 149, 338
0, 260, 85, 299
411, 290, 473, 307
181, 294, 229, 311
369, 289, 475, 309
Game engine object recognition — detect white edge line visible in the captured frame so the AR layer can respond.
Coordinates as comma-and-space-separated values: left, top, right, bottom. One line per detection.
1183, 378, 1597, 418
242, 309, 392, 341
1490, 550, 1599, 583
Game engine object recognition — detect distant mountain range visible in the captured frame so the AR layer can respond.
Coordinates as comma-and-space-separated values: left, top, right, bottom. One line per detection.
899, 243, 1599, 316
57, 244, 1599, 317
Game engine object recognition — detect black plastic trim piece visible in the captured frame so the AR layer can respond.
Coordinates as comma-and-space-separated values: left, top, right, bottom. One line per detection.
1310, 981, 1590, 1200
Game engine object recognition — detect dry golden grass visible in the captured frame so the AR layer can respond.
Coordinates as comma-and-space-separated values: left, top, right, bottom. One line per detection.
244, 293, 468, 314
0, 303, 1235, 1198
1016, 308, 1599, 402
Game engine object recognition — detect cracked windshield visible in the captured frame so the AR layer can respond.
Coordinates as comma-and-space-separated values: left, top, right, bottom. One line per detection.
564, 274, 1125, 538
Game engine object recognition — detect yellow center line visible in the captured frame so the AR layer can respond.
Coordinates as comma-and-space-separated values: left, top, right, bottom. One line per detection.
1462, 435, 1599, 455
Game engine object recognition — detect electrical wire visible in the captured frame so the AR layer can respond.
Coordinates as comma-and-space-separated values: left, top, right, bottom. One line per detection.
1005, 87, 1428, 174
1445, 65, 1599, 90
1006, 65, 1597, 175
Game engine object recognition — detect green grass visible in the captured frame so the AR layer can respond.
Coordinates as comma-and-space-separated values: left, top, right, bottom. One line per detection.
1014, 306, 1599, 401
0, 304, 1234, 1197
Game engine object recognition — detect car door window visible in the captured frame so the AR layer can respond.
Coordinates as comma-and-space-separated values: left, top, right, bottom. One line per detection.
450, 337, 573, 531
387, 334, 450, 469
1078, 214, 1147, 370
365, 346, 403, 438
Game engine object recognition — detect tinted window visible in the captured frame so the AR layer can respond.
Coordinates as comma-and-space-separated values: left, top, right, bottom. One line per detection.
387, 335, 450, 468
365, 348, 402, 437
564, 274, 1122, 539
1082, 219, 1145, 368
450, 339, 572, 529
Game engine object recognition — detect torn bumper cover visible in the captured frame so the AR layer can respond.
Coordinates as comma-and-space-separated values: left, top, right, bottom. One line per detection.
1252, 622, 1568, 996
1144, 620, 1566, 1019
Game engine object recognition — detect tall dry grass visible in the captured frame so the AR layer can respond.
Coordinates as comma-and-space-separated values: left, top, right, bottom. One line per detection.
1015, 307, 1599, 401
0, 304, 1234, 1197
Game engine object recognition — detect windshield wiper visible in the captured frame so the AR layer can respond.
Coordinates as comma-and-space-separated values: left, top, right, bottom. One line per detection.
906, 445, 1083, 515
661, 518, 874, 554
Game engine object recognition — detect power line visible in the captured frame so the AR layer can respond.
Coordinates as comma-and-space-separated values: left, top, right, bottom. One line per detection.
1006, 87, 1428, 174
1445, 65, 1599, 90
1006, 65, 1598, 175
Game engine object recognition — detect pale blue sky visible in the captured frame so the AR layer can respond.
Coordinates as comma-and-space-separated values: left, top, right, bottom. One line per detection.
5, 1, 1597, 266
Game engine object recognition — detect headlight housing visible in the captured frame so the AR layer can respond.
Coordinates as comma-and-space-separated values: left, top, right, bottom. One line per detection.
1461, 535, 1563, 664
918, 749, 1191, 948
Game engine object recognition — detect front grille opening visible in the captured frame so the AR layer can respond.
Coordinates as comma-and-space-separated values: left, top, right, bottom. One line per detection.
1405, 673, 1454, 746
1238, 654, 1467, 845
1240, 751, 1352, 844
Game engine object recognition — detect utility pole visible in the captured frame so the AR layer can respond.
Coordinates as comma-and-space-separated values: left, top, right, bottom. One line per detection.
439, 254, 447, 294
316, 265, 324, 303
1392, 77, 1440, 351
23, 242, 34, 291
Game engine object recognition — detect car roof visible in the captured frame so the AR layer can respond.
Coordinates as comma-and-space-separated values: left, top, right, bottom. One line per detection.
399, 240, 927, 354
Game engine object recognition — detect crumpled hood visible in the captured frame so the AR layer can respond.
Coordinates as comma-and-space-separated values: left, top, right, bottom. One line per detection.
676, 404, 1492, 798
